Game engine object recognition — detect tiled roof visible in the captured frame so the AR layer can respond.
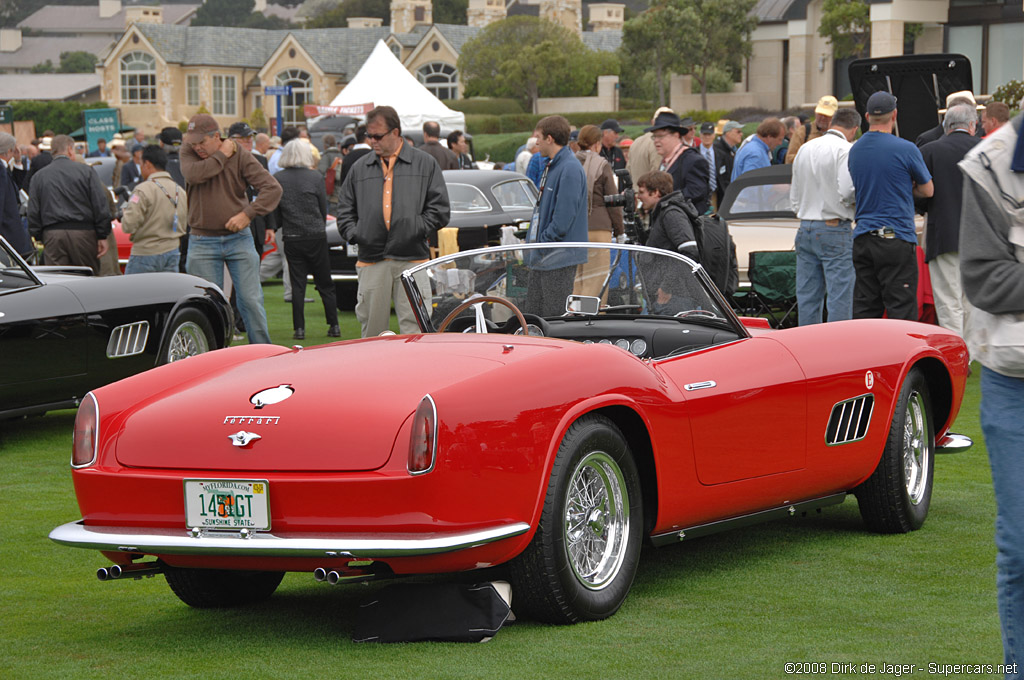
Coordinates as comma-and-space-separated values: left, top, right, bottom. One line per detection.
18, 4, 197, 32
0, 36, 115, 71
0, 73, 102, 101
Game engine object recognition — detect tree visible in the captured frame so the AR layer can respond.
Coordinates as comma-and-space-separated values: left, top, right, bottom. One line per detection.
191, 0, 256, 26
458, 16, 616, 114
30, 59, 54, 73
818, 0, 870, 59
620, 0, 690, 107
678, 0, 757, 110
10, 100, 111, 135
305, 0, 389, 27
434, 0, 468, 25
58, 51, 97, 73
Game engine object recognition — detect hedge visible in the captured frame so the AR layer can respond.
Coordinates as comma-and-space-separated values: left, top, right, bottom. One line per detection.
466, 109, 733, 136
446, 98, 525, 115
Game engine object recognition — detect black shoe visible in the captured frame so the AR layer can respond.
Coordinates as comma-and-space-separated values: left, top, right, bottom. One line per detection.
327, 325, 341, 337
293, 328, 305, 340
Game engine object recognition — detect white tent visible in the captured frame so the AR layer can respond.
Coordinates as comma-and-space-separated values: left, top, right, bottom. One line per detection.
328, 40, 466, 132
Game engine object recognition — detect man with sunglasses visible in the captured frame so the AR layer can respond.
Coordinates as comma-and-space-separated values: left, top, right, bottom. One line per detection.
181, 113, 282, 344
336, 106, 450, 337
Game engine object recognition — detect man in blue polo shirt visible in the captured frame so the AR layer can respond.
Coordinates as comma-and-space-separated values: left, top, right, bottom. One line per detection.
731, 118, 785, 181
842, 91, 933, 320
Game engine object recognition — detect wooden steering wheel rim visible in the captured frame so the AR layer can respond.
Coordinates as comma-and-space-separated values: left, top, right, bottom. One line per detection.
436, 295, 530, 335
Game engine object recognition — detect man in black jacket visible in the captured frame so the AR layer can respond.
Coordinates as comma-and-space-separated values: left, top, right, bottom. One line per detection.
0, 133, 33, 258
919, 103, 981, 338
420, 121, 458, 170
599, 119, 627, 171
713, 121, 742, 206
647, 112, 710, 214
340, 125, 372, 187
916, 90, 983, 147
336, 106, 450, 337
27, 135, 110, 273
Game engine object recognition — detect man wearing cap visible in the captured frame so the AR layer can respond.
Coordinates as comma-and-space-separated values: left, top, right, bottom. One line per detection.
181, 113, 282, 344
120, 145, 187, 274
648, 112, 710, 214
732, 118, 786, 182
916, 91, 983, 147
790, 107, 862, 325
918, 103, 981, 339
599, 119, 627, 171
628, 107, 673, 182
785, 96, 838, 164
27, 135, 110, 274
228, 121, 274, 260
697, 122, 718, 205
713, 121, 742, 206
842, 91, 933, 321
157, 127, 185, 188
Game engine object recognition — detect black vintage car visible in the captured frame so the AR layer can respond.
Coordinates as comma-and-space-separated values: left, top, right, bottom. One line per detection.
328, 169, 538, 308
0, 235, 233, 419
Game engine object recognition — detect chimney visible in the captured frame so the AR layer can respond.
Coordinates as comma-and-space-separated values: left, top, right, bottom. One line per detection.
99, 0, 122, 19
348, 17, 384, 28
587, 3, 624, 32
0, 28, 23, 53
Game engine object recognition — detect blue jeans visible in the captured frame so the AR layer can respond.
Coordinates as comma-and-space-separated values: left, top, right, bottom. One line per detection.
125, 249, 179, 274
981, 367, 1024, 678
186, 228, 270, 344
795, 220, 854, 325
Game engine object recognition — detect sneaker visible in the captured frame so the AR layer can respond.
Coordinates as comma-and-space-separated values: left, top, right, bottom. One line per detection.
327, 325, 341, 337
293, 328, 305, 340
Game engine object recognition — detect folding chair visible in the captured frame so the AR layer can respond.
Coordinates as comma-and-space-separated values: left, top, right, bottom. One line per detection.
735, 250, 798, 328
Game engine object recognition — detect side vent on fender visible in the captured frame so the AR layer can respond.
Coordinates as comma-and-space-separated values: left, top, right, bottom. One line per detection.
826, 394, 874, 446
106, 321, 150, 358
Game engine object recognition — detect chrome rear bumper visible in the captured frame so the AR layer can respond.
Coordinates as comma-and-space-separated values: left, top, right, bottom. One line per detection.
49, 521, 531, 558
936, 432, 973, 454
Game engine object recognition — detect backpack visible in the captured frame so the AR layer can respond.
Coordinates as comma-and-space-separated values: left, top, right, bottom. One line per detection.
693, 213, 739, 296
325, 156, 343, 196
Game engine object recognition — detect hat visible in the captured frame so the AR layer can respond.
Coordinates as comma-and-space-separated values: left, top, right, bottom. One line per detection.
109, 133, 126, 148
158, 127, 182, 146
341, 134, 356, 149
620, 138, 633, 148
38, 136, 52, 151
700, 122, 715, 135
866, 91, 897, 115
184, 113, 220, 144
815, 95, 839, 117
269, 135, 282, 149
645, 112, 687, 134
600, 118, 624, 133
722, 121, 743, 134
227, 121, 254, 138
652, 106, 674, 124
939, 90, 983, 113
569, 130, 579, 141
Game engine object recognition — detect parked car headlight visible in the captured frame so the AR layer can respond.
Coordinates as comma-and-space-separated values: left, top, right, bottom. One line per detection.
72, 393, 99, 468
408, 395, 437, 475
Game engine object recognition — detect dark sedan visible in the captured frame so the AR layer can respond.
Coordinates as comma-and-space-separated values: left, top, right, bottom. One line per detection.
0, 235, 233, 419
328, 169, 538, 308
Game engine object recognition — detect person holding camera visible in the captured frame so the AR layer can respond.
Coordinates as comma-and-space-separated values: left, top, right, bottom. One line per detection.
636, 171, 700, 258
120, 145, 187, 274
574, 125, 624, 298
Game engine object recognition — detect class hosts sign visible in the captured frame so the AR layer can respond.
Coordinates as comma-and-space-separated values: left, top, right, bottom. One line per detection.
83, 109, 120, 154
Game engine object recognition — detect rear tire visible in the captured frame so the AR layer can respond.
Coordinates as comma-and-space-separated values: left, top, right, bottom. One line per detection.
159, 308, 214, 364
855, 368, 934, 533
509, 414, 642, 624
163, 565, 284, 608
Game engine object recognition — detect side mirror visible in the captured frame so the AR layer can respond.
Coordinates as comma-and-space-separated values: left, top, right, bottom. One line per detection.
566, 295, 600, 316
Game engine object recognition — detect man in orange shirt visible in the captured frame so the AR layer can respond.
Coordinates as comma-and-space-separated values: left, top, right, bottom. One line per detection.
336, 106, 451, 337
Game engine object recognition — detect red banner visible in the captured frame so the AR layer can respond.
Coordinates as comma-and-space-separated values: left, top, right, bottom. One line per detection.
303, 103, 375, 118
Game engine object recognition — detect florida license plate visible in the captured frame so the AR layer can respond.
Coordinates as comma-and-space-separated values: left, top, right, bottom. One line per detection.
184, 480, 270, 531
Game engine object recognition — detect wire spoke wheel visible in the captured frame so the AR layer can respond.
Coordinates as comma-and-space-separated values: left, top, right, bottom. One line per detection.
564, 451, 629, 590
902, 390, 930, 505
166, 321, 209, 362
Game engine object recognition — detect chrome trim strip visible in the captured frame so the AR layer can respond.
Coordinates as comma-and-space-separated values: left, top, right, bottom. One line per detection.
684, 380, 717, 391
106, 320, 150, 358
49, 521, 531, 558
825, 393, 874, 446
936, 432, 973, 454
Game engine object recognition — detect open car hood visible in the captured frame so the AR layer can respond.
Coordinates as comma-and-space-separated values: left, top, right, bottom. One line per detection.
113, 335, 558, 472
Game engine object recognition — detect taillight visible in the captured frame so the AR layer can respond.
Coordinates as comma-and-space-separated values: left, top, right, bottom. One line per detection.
408, 395, 437, 475
72, 393, 99, 468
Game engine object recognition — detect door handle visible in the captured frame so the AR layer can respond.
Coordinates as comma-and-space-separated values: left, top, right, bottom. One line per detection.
684, 380, 716, 391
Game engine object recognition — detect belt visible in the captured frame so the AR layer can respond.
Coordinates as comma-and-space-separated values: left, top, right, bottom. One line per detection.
867, 227, 896, 239
824, 219, 851, 227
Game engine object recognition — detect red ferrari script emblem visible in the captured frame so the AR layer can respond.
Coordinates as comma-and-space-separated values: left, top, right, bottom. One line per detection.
865, 371, 874, 390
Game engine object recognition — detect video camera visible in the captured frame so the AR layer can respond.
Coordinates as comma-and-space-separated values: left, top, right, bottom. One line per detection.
604, 169, 647, 245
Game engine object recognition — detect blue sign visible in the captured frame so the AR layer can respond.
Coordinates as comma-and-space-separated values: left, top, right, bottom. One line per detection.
83, 108, 120, 154
264, 85, 292, 96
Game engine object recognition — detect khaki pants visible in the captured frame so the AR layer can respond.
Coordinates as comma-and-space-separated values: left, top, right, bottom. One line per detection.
575, 230, 612, 301
355, 259, 429, 337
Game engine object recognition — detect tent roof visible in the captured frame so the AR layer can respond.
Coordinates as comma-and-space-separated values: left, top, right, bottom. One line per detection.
328, 40, 466, 132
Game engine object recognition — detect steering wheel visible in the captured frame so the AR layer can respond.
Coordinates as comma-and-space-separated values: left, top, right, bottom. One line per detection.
437, 295, 530, 335
675, 309, 720, 320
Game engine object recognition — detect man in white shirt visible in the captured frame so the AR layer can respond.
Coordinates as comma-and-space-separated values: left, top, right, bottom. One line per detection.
789, 107, 861, 325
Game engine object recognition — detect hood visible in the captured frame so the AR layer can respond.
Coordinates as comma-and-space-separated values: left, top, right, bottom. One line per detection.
114, 334, 562, 472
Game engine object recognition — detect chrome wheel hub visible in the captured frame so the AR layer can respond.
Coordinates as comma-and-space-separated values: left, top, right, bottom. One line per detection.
902, 390, 930, 505
167, 321, 209, 363
564, 451, 629, 590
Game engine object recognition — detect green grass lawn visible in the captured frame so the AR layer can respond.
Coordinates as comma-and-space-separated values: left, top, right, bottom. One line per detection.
0, 290, 1004, 678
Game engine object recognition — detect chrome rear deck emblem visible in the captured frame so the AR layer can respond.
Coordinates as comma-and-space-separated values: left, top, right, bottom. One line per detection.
228, 431, 262, 447
250, 384, 294, 409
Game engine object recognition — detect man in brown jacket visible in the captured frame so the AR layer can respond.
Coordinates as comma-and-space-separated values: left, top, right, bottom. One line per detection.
181, 113, 282, 344
785, 95, 839, 164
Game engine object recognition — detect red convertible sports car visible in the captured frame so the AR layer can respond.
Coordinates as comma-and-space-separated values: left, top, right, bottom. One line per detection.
51, 242, 971, 624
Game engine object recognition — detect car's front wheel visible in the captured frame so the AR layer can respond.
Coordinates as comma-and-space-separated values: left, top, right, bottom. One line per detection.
163, 565, 285, 608
855, 367, 934, 533
509, 414, 642, 624
159, 308, 214, 364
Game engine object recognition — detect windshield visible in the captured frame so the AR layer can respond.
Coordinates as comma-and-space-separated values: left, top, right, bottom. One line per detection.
491, 179, 537, 211
726, 181, 793, 217
402, 243, 741, 357
447, 183, 492, 213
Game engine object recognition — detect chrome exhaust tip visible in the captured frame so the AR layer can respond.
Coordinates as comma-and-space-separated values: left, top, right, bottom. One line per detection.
109, 564, 123, 579
313, 567, 328, 582
96, 567, 110, 581
326, 570, 341, 585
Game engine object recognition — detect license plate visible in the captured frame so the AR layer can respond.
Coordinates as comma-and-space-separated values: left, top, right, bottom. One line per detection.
184, 480, 270, 531
346, 243, 358, 257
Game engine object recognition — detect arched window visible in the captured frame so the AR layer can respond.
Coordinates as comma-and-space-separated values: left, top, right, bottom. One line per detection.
275, 68, 312, 128
120, 52, 156, 104
417, 62, 458, 101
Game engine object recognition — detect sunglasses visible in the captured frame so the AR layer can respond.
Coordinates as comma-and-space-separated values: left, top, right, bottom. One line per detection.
367, 129, 393, 142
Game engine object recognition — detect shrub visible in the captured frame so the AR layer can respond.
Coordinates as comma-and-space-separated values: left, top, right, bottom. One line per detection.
9, 100, 112, 136
991, 79, 1024, 110
448, 98, 524, 115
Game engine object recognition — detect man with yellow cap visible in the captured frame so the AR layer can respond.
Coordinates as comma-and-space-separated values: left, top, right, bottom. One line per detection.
785, 95, 839, 164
